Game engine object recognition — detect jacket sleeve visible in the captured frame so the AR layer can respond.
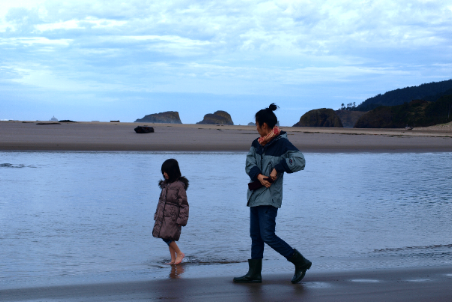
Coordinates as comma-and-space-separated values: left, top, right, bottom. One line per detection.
154, 189, 163, 220
274, 139, 305, 174
245, 142, 262, 181
176, 186, 189, 226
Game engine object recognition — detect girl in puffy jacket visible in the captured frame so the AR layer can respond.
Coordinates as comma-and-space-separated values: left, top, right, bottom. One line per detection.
152, 159, 189, 265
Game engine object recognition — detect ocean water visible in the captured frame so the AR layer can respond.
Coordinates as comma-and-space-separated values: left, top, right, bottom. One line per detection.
1, 151, 451, 287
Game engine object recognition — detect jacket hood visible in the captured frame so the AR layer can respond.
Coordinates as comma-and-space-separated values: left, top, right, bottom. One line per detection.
178, 176, 189, 190
159, 176, 189, 190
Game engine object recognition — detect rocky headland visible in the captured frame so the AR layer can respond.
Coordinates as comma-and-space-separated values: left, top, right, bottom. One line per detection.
135, 111, 182, 124
293, 108, 343, 127
355, 79, 452, 111
354, 95, 452, 128
335, 110, 367, 128
197, 110, 234, 125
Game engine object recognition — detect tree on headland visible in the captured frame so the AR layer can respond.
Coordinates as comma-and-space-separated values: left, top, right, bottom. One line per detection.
354, 94, 452, 128
353, 79, 452, 111
339, 102, 356, 111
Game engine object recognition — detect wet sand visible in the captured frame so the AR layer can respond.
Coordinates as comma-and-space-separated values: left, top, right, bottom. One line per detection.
2, 266, 451, 301
1, 121, 452, 152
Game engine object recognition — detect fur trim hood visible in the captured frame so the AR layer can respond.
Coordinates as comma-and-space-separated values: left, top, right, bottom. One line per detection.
158, 176, 189, 190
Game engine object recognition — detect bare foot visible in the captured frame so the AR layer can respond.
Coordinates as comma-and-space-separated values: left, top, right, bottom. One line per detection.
174, 252, 185, 265
165, 260, 175, 265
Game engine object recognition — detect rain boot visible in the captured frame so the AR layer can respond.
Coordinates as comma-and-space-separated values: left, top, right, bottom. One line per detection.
287, 249, 312, 284
233, 259, 262, 283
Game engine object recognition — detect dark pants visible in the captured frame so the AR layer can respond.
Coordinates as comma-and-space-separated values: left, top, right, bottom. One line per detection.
162, 238, 173, 246
250, 205, 294, 259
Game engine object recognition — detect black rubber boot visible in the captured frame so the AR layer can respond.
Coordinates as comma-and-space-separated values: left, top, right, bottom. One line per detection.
233, 259, 262, 283
287, 249, 312, 284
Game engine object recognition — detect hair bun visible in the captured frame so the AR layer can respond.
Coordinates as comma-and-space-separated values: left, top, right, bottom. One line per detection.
268, 103, 278, 111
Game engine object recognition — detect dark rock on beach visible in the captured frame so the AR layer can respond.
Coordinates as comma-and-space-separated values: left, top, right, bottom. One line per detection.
135, 111, 182, 124
293, 108, 343, 127
134, 126, 155, 133
197, 110, 234, 125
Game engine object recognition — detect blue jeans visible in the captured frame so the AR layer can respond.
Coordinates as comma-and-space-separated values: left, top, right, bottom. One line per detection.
250, 205, 294, 259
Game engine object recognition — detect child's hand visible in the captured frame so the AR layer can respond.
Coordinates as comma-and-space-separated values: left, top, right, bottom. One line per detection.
270, 168, 277, 181
258, 174, 272, 188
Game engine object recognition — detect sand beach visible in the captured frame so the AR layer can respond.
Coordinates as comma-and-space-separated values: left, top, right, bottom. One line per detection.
2, 121, 452, 301
1, 121, 452, 152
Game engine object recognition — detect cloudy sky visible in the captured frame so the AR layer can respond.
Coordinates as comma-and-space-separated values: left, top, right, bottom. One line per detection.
1, 0, 451, 125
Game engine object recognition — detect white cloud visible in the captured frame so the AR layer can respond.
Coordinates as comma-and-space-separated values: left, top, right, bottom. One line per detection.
10, 66, 82, 90
35, 18, 127, 32
1, 0, 452, 122
0, 65, 25, 80
126, 35, 209, 45
3, 1, 452, 54
0, 37, 71, 46
10, 64, 123, 92
35, 20, 83, 31
0, 0, 47, 17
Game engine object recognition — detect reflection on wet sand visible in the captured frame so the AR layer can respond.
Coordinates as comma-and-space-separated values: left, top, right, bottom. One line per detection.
169, 265, 185, 279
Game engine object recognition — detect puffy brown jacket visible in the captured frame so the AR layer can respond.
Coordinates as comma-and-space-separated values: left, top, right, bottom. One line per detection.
152, 177, 189, 241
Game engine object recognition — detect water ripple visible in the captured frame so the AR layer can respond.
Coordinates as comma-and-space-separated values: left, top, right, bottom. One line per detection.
0, 163, 36, 168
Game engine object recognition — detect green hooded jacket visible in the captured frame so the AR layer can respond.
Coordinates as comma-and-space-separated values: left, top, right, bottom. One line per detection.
246, 131, 305, 208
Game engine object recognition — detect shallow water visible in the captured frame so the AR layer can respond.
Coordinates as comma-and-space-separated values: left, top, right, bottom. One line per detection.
1, 151, 451, 287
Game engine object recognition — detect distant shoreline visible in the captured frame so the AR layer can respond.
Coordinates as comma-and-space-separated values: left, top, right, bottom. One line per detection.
1, 121, 451, 152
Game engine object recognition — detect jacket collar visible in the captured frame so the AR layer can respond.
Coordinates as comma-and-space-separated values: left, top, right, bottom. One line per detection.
261, 131, 287, 149
158, 177, 189, 190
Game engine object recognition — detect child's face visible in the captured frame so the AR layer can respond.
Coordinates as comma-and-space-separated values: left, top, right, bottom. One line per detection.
163, 172, 169, 180
256, 121, 270, 137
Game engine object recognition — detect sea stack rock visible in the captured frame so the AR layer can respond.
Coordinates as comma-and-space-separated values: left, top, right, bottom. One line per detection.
293, 108, 343, 127
135, 111, 182, 124
197, 110, 234, 125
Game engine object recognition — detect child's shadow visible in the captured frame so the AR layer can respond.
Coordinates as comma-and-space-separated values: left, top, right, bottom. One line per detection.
169, 264, 185, 279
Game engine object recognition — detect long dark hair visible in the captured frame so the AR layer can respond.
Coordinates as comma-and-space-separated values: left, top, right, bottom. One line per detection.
255, 103, 278, 128
161, 159, 182, 183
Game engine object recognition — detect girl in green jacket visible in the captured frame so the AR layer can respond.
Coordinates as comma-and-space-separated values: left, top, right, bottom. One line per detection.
233, 104, 312, 284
